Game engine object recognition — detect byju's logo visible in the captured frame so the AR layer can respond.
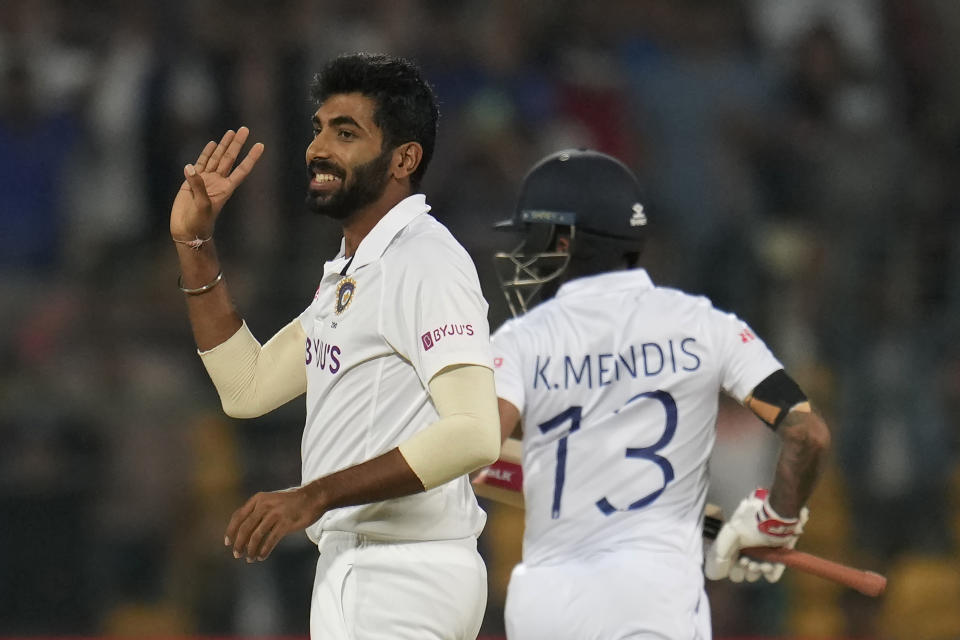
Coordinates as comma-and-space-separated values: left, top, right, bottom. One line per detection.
305, 338, 342, 374
421, 323, 474, 351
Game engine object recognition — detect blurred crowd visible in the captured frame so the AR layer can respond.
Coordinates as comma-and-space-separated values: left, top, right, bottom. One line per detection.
1, 0, 959, 638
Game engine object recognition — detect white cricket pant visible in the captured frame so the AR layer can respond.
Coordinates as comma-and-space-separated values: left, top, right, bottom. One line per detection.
310, 531, 487, 640
505, 551, 711, 640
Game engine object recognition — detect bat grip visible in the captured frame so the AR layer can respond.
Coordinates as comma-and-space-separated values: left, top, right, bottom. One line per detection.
741, 547, 887, 597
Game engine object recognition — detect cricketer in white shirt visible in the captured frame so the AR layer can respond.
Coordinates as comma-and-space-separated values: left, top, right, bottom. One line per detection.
299, 193, 490, 542
177, 54, 503, 640
198, 194, 497, 639
492, 268, 783, 639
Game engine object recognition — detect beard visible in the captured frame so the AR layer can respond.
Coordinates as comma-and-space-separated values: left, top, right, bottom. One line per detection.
305, 147, 394, 220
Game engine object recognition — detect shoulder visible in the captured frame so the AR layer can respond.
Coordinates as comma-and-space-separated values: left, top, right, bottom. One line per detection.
650, 283, 714, 310
492, 298, 561, 342
648, 283, 739, 324
386, 213, 473, 272
492, 316, 522, 340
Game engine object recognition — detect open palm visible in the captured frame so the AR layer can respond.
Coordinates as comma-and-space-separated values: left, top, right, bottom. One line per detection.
170, 127, 264, 241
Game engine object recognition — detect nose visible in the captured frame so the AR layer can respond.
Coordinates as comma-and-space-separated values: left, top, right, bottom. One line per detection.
305, 133, 329, 164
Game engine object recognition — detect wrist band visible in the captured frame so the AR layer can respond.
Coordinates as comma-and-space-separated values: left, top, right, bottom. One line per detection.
178, 270, 223, 296
173, 235, 213, 251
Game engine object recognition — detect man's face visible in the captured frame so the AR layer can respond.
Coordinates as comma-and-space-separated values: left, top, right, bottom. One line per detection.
305, 93, 394, 220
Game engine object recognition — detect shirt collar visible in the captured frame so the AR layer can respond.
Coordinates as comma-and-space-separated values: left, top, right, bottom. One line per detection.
555, 268, 654, 299
335, 194, 431, 272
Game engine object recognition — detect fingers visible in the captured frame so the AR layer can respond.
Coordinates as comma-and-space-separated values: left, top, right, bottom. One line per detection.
224, 491, 293, 563
217, 126, 251, 175
227, 141, 265, 186
729, 556, 786, 583
207, 129, 237, 173
189, 127, 262, 188
183, 164, 212, 212
230, 504, 263, 560
763, 562, 786, 583
195, 140, 217, 169
728, 559, 747, 583
244, 513, 280, 562
704, 524, 741, 580
739, 557, 762, 583
254, 521, 287, 562
225, 494, 256, 553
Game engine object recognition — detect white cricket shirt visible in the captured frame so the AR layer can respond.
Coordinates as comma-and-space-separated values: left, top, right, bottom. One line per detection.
298, 194, 492, 543
491, 269, 782, 567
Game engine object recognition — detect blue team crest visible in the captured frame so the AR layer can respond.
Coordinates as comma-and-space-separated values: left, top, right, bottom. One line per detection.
334, 277, 356, 315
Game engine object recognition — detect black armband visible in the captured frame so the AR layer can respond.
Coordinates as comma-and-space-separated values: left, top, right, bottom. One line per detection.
750, 369, 808, 430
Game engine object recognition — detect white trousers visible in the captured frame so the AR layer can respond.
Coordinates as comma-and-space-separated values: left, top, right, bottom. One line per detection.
310, 531, 487, 640
505, 551, 711, 640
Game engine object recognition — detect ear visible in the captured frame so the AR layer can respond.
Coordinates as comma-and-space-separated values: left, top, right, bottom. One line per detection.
555, 235, 571, 254
391, 142, 423, 182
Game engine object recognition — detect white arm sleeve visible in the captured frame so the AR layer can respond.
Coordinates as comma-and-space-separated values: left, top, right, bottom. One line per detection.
199, 319, 307, 419
398, 364, 501, 490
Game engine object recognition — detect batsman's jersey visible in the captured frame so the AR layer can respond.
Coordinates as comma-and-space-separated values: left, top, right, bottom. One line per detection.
298, 194, 492, 543
491, 269, 782, 567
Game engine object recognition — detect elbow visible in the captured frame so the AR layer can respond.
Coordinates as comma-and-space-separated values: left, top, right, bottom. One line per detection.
463, 416, 502, 472
476, 421, 502, 468
807, 412, 831, 455
786, 410, 831, 458
220, 399, 266, 420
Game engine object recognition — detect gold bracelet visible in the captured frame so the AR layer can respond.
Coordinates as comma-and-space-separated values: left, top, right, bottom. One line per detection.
178, 270, 223, 296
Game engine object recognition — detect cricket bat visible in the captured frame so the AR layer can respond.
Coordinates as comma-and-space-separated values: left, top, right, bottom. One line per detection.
474, 439, 887, 597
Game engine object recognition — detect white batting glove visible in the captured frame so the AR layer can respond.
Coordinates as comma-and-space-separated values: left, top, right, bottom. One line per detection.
704, 488, 808, 584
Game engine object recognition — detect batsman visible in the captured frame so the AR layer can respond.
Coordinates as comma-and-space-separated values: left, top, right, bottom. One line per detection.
487, 149, 832, 639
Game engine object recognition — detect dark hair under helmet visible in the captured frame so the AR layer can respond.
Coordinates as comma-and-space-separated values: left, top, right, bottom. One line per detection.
493, 149, 648, 316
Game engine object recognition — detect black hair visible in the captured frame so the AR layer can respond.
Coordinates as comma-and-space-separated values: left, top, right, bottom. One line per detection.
310, 53, 439, 191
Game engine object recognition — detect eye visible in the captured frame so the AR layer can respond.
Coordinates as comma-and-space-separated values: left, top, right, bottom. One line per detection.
338, 129, 356, 140
311, 127, 320, 137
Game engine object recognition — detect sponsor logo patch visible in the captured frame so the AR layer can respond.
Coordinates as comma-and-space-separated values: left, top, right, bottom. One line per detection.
420, 323, 475, 351
305, 338, 342, 374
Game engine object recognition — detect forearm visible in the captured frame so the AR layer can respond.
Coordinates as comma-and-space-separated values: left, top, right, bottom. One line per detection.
768, 404, 831, 517
498, 397, 521, 444
301, 448, 425, 516
200, 318, 307, 418
304, 416, 497, 517
297, 365, 499, 522
176, 241, 243, 351
399, 365, 501, 489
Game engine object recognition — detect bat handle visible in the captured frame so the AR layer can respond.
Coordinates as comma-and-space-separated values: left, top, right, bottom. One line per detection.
741, 547, 886, 597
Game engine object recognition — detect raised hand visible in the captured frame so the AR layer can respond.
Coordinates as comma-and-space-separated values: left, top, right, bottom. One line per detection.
170, 127, 264, 243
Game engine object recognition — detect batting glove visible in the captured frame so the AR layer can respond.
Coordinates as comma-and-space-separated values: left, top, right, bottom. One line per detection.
704, 488, 808, 583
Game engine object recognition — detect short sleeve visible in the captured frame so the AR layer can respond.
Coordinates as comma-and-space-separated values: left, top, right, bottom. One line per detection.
711, 308, 784, 402
383, 236, 493, 385
491, 321, 526, 413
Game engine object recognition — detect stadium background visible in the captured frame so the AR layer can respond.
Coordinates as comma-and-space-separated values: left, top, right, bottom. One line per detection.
1, 0, 959, 638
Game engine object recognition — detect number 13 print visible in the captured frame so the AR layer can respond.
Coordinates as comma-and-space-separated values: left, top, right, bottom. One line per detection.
537, 390, 678, 519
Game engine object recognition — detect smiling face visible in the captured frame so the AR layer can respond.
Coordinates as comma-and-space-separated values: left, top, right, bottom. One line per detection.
305, 92, 395, 221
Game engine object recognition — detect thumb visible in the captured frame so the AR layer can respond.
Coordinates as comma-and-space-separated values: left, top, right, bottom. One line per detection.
705, 524, 741, 580
184, 164, 212, 213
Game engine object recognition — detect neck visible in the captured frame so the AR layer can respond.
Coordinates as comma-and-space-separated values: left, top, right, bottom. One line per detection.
341, 183, 412, 257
